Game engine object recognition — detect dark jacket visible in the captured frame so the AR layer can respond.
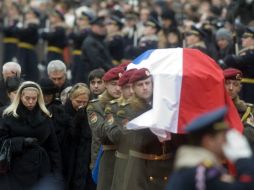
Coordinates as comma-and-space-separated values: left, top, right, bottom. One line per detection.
0, 79, 10, 107
46, 100, 69, 146
16, 23, 39, 81
69, 28, 90, 84
81, 31, 113, 74
0, 104, 62, 190
106, 32, 125, 63
62, 100, 92, 190
41, 26, 67, 63
2, 21, 19, 62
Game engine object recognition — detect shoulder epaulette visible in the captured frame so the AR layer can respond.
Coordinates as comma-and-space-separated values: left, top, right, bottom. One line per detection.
117, 110, 125, 117
120, 101, 129, 107
104, 105, 112, 114
110, 99, 118, 104
201, 160, 213, 168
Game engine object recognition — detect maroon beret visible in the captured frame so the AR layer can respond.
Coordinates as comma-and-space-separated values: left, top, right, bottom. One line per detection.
102, 67, 125, 82
129, 68, 151, 83
118, 69, 137, 87
223, 68, 242, 80
117, 59, 132, 70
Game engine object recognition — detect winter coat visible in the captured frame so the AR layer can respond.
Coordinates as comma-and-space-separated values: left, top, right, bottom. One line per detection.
0, 104, 62, 190
61, 100, 92, 190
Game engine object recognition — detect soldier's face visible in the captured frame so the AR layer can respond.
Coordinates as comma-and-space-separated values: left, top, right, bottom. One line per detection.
186, 34, 199, 46
225, 79, 241, 99
121, 83, 133, 100
241, 36, 254, 48
105, 80, 121, 99
48, 71, 66, 88
89, 77, 105, 96
133, 77, 153, 101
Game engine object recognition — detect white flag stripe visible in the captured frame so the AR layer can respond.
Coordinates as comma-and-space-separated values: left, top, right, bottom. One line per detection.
127, 48, 183, 138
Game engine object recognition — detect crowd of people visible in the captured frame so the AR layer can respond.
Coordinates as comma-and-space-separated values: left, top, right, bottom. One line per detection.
0, 0, 253, 83
0, 0, 254, 190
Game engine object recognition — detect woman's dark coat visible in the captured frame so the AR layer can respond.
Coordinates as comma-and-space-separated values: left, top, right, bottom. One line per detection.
0, 104, 62, 190
62, 100, 93, 190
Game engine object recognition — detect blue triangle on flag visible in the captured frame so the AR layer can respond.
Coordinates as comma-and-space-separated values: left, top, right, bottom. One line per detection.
132, 49, 155, 65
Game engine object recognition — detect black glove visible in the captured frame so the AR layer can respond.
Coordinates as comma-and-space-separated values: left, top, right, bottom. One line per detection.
24, 137, 38, 147
74, 106, 87, 123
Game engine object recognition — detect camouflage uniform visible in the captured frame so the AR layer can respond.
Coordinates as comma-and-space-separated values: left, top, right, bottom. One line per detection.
121, 97, 176, 190
93, 99, 120, 190
105, 97, 135, 190
234, 96, 254, 151
87, 91, 114, 169
87, 91, 116, 190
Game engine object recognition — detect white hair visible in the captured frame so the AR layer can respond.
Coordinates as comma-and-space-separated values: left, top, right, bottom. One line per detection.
47, 60, 66, 75
2, 62, 21, 77
3, 81, 51, 118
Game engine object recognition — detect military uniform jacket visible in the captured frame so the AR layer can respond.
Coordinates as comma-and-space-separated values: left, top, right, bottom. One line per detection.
81, 32, 113, 73
86, 91, 114, 169
104, 97, 132, 153
225, 47, 254, 79
107, 97, 143, 190
122, 97, 175, 190
41, 25, 67, 49
166, 145, 254, 190
234, 97, 254, 151
124, 34, 158, 59
106, 32, 125, 63
87, 92, 117, 190
68, 28, 90, 50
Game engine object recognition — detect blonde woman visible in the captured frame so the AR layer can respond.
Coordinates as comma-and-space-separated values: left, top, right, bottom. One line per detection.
0, 81, 62, 190
61, 83, 94, 190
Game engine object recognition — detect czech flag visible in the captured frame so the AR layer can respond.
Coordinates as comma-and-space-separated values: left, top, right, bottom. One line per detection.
127, 48, 243, 140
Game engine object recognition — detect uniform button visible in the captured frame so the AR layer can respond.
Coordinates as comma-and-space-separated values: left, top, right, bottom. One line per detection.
149, 176, 154, 181
164, 176, 168, 180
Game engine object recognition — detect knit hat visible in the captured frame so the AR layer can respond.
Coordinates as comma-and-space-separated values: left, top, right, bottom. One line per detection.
216, 28, 232, 42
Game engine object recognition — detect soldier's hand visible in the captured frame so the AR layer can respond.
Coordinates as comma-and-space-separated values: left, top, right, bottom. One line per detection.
223, 129, 252, 162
